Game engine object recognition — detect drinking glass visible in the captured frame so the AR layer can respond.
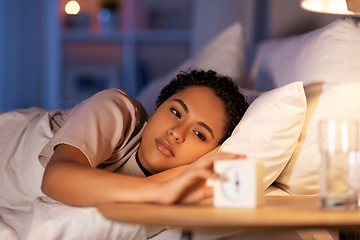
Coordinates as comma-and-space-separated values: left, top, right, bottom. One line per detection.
318, 119, 359, 210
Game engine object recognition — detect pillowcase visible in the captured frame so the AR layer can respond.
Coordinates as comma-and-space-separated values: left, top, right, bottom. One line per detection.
136, 22, 246, 115
218, 81, 307, 190
249, 17, 360, 91
247, 17, 360, 195
275, 82, 360, 195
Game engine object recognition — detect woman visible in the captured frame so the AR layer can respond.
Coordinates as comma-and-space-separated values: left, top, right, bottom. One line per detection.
1, 69, 248, 209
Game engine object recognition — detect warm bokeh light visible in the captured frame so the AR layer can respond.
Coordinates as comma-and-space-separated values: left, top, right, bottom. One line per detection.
300, 0, 359, 15
65, 1, 80, 15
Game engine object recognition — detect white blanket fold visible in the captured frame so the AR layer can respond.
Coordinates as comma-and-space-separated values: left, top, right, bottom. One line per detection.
0, 196, 161, 240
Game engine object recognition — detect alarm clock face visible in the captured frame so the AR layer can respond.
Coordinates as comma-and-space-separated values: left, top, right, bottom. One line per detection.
221, 166, 249, 201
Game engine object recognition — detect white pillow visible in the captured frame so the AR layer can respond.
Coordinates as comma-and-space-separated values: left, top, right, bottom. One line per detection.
248, 17, 360, 195
275, 82, 360, 195
218, 82, 307, 189
250, 17, 360, 91
136, 22, 246, 115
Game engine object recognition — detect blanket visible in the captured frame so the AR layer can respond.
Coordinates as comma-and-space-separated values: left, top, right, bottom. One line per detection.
0, 196, 161, 240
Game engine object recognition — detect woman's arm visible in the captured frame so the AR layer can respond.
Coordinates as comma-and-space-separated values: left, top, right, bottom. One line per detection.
146, 146, 220, 183
42, 144, 161, 206
41, 144, 240, 207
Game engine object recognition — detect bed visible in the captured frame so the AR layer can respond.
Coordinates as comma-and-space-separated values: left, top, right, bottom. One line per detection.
1, 17, 360, 240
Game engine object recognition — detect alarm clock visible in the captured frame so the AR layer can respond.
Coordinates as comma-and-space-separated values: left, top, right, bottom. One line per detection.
213, 159, 264, 208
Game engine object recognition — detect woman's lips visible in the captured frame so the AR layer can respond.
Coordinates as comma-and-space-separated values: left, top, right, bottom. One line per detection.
156, 139, 175, 157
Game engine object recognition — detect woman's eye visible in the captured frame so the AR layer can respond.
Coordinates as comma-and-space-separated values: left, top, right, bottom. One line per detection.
171, 108, 181, 119
194, 131, 206, 141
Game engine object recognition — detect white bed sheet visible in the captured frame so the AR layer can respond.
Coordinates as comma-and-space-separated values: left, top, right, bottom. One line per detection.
0, 196, 162, 240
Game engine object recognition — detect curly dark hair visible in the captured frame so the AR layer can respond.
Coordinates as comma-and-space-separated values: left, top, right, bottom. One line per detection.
156, 69, 249, 145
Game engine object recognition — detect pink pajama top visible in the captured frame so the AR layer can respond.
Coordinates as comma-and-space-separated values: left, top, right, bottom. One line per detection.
39, 88, 148, 177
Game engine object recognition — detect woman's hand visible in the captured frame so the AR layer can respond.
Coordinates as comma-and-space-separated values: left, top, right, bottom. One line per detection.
155, 152, 244, 204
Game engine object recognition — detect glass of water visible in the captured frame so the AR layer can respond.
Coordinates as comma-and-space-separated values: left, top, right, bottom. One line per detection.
318, 119, 359, 210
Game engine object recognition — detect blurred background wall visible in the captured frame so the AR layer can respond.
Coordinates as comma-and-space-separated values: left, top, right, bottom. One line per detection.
0, 0, 339, 111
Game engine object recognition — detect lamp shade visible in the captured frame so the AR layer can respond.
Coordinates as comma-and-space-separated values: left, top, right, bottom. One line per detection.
300, 0, 360, 15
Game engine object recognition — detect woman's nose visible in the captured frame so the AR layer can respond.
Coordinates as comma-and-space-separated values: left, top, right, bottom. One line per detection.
168, 127, 185, 143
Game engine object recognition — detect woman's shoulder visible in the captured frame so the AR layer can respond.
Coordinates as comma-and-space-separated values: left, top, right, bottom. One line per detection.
89, 88, 132, 103
87, 88, 144, 111
73, 88, 148, 125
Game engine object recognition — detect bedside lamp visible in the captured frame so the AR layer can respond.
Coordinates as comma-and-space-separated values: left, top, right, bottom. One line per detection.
300, 0, 360, 15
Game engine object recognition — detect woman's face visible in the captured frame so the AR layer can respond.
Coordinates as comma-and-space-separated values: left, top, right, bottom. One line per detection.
138, 86, 228, 174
